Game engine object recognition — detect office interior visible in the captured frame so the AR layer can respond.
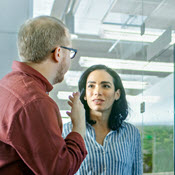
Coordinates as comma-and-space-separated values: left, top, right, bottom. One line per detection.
0, 0, 174, 174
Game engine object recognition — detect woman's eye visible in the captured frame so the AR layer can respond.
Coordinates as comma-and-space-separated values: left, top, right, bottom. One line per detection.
87, 84, 94, 88
103, 84, 111, 88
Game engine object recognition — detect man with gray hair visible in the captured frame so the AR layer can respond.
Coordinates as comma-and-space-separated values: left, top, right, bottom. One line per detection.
0, 16, 87, 175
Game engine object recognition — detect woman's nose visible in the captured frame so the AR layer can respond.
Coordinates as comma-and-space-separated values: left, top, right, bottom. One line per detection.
94, 86, 102, 95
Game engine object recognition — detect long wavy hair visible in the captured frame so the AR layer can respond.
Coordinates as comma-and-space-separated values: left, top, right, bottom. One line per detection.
78, 64, 128, 131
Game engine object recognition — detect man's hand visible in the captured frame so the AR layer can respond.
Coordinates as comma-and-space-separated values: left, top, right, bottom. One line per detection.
66, 92, 86, 138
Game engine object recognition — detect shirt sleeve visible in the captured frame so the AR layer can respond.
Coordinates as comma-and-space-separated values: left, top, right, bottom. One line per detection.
132, 129, 143, 175
8, 98, 87, 175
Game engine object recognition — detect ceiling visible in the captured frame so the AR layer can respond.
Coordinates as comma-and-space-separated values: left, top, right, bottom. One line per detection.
0, 0, 173, 120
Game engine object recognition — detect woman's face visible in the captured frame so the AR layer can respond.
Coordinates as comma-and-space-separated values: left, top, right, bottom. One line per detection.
84, 69, 120, 113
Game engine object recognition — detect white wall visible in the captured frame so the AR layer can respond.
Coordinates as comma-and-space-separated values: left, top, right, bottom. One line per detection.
0, 0, 33, 78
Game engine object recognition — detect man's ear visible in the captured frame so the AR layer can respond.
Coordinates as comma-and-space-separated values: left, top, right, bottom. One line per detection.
52, 47, 61, 63
115, 89, 120, 100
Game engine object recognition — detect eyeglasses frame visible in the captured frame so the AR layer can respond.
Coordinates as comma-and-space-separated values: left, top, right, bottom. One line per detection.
51, 46, 77, 59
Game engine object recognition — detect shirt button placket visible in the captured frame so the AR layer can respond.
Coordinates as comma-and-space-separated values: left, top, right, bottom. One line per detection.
103, 149, 107, 175
103, 138, 107, 175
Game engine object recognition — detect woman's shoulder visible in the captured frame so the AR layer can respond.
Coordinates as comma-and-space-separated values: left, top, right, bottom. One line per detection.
121, 121, 140, 134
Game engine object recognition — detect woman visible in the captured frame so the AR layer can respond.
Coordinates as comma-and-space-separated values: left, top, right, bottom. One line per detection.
63, 64, 142, 175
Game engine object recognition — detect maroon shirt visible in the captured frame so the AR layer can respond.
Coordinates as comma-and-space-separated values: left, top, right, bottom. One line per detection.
0, 61, 87, 175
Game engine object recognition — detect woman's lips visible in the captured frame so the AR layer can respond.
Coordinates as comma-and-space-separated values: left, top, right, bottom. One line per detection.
93, 99, 104, 105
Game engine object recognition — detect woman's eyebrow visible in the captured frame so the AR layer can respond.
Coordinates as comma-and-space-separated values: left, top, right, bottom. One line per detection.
87, 81, 96, 84
101, 81, 112, 85
87, 81, 112, 85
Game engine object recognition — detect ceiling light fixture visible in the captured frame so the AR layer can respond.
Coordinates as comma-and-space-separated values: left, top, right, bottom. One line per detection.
71, 34, 78, 39
101, 24, 175, 44
57, 91, 160, 103
79, 57, 173, 73
127, 95, 160, 103
123, 81, 148, 89
64, 71, 83, 87
63, 69, 148, 89
101, 25, 161, 42
57, 91, 73, 100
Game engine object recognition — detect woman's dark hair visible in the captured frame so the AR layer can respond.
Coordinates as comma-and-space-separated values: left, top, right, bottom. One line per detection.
78, 64, 128, 131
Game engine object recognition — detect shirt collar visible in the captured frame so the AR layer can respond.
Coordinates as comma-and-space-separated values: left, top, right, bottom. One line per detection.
86, 121, 126, 130
12, 61, 53, 92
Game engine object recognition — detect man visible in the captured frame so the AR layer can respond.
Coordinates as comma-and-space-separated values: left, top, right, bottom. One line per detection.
0, 16, 87, 175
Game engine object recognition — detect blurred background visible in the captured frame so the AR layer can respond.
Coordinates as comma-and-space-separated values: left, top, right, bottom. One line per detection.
0, 0, 174, 174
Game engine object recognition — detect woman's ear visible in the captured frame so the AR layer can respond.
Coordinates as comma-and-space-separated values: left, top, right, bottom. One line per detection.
115, 89, 120, 100
84, 96, 87, 100
52, 47, 61, 63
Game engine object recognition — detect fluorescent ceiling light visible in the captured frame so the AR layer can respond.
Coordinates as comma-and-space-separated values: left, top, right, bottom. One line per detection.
65, 73, 148, 89
101, 24, 175, 43
65, 76, 147, 89
62, 118, 71, 124
123, 81, 148, 89
57, 91, 73, 100
64, 71, 82, 87
57, 91, 160, 103
102, 30, 158, 42
66, 71, 160, 82
60, 110, 69, 117
71, 34, 78, 39
60, 110, 71, 124
126, 95, 160, 103
101, 25, 161, 42
64, 71, 148, 89
104, 13, 147, 26
102, 24, 164, 35
79, 57, 173, 73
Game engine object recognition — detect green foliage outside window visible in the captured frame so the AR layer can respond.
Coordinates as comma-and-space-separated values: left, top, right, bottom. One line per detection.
139, 125, 173, 173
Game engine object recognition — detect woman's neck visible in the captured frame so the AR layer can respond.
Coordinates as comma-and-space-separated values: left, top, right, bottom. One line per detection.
90, 110, 111, 128
90, 110, 111, 145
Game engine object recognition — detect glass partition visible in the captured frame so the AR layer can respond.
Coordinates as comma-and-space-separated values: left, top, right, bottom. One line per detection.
43, 0, 174, 174
128, 44, 174, 174
141, 45, 174, 174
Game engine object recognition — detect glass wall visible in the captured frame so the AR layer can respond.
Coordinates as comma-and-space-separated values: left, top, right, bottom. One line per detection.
128, 44, 174, 174
136, 1, 174, 174
142, 45, 174, 174
33, 0, 174, 174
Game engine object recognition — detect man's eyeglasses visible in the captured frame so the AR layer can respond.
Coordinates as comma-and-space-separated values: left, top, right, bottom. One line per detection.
51, 46, 77, 59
